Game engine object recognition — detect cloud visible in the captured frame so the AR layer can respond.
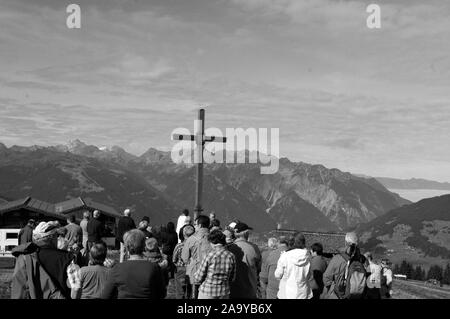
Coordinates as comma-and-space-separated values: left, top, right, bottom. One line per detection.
0, 0, 450, 181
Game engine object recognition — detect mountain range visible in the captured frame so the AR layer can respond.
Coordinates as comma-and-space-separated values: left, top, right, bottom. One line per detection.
0, 140, 410, 232
375, 177, 450, 190
357, 194, 450, 265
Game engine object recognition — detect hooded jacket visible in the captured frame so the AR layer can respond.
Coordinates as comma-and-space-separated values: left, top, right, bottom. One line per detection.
11, 243, 74, 299
274, 248, 312, 299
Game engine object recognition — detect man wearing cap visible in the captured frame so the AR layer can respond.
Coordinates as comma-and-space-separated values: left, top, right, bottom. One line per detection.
18, 219, 35, 245
323, 232, 367, 299
227, 222, 262, 299
117, 208, 136, 263
11, 221, 79, 299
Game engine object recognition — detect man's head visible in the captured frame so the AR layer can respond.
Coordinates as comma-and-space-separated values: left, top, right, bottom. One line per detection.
139, 220, 148, 230
208, 229, 226, 247
182, 209, 189, 217
292, 233, 306, 249
123, 229, 145, 255
66, 215, 76, 224
210, 219, 220, 229
93, 210, 100, 219
209, 212, 216, 220
124, 208, 131, 217
267, 237, 278, 249
182, 224, 195, 241
89, 241, 107, 265
27, 219, 36, 227
83, 211, 91, 219
311, 242, 323, 256
233, 222, 252, 240
145, 237, 159, 253
194, 215, 210, 231
223, 229, 235, 244
345, 232, 358, 256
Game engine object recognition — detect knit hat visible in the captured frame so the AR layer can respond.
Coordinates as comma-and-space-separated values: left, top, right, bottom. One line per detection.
32, 221, 61, 243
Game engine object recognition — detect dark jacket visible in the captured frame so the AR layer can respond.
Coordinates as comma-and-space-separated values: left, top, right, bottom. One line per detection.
309, 255, 328, 297
116, 216, 136, 243
260, 244, 287, 299
18, 225, 33, 245
161, 231, 178, 256
11, 243, 74, 299
101, 260, 166, 299
87, 218, 104, 242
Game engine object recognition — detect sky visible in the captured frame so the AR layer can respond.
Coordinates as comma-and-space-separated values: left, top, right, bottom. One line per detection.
1, 0, 450, 181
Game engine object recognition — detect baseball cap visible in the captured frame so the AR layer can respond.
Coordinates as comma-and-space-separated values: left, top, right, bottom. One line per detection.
233, 222, 253, 233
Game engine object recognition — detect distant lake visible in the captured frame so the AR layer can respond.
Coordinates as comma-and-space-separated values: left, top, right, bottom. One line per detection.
389, 189, 450, 203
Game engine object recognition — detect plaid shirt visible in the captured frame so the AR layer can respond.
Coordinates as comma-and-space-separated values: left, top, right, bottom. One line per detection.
194, 246, 236, 297
173, 242, 185, 267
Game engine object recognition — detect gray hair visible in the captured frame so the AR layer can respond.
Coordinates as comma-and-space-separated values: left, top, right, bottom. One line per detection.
267, 237, 278, 249
93, 210, 100, 218
345, 232, 358, 246
123, 229, 145, 255
124, 208, 131, 216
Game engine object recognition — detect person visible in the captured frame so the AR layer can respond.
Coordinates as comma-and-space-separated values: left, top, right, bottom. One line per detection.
161, 221, 178, 278
101, 229, 166, 299
227, 222, 262, 299
260, 236, 289, 299
86, 210, 104, 253
194, 230, 236, 299
209, 212, 218, 228
323, 232, 367, 299
223, 229, 235, 245
173, 224, 195, 299
116, 208, 136, 263
65, 215, 82, 254
209, 219, 221, 232
275, 232, 313, 299
69, 241, 111, 299
309, 242, 328, 299
80, 211, 90, 252
259, 237, 278, 298
57, 227, 70, 251
365, 252, 382, 299
176, 209, 190, 243
138, 219, 153, 238
18, 219, 35, 245
11, 221, 79, 299
380, 259, 393, 299
181, 214, 211, 299
144, 237, 170, 287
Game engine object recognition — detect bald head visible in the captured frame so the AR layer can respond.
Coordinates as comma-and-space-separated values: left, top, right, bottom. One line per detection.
93, 210, 100, 218
124, 208, 131, 217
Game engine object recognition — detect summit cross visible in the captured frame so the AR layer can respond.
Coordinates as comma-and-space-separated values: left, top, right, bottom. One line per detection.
172, 108, 226, 219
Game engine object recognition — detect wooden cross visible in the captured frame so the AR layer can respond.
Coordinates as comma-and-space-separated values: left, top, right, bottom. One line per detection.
172, 108, 226, 219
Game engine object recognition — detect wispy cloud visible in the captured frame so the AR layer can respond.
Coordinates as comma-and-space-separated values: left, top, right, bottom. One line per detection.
0, 0, 450, 181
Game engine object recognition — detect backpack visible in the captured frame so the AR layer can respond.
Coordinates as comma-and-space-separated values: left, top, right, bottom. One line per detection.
334, 254, 367, 299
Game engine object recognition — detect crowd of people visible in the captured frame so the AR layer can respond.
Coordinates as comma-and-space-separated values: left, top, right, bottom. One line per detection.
10, 209, 393, 299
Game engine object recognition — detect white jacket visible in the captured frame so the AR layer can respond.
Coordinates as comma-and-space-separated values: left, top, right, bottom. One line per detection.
274, 248, 313, 299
